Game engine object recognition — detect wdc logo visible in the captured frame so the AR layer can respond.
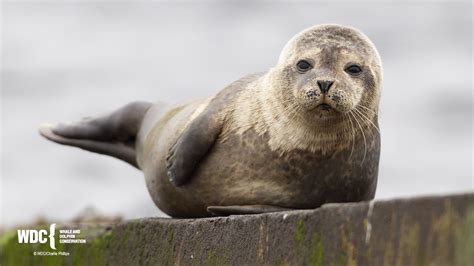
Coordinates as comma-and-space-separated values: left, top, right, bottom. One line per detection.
17, 223, 56, 250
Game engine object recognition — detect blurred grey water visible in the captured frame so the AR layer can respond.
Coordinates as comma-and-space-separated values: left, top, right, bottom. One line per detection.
1, 1, 472, 227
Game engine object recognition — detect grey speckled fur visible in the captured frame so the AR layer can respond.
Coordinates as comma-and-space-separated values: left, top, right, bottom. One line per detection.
39, 24, 383, 218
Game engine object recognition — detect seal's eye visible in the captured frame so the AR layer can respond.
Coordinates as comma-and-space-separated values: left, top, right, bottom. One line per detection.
345, 65, 362, 76
296, 60, 312, 72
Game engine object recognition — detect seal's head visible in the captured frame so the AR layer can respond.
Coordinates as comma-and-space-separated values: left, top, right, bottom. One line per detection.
226, 24, 383, 153
270, 24, 382, 118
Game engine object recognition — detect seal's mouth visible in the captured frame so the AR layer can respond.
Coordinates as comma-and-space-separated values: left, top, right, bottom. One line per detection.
316, 103, 332, 112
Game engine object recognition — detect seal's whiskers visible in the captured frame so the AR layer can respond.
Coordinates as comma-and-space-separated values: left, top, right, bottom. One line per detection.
353, 107, 380, 135
344, 113, 356, 161
349, 111, 367, 165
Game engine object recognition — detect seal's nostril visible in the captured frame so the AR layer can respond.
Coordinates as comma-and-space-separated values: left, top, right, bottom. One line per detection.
317, 80, 334, 93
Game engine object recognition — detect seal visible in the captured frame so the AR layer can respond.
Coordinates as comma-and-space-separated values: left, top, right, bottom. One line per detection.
39, 24, 383, 218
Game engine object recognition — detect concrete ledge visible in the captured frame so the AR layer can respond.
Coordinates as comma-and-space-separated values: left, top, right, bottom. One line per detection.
1, 193, 473, 265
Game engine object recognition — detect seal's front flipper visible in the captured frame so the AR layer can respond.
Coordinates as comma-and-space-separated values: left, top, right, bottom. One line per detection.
207, 205, 293, 216
166, 111, 222, 186
39, 101, 152, 168
165, 75, 258, 186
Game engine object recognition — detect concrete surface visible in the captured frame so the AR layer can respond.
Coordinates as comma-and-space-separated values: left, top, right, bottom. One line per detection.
1, 193, 473, 265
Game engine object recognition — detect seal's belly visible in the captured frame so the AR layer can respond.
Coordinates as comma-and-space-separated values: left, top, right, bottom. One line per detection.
191, 129, 378, 208
140, 102, 379, 217
148, 128, 379, 217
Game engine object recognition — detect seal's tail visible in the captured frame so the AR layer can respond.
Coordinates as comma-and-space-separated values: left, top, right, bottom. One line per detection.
39, 101, 152, 168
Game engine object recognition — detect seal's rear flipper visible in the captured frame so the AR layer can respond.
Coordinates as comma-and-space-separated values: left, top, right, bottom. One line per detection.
206, 205, 292, 216
39, 101, 152, 168
39, 124, 138, 167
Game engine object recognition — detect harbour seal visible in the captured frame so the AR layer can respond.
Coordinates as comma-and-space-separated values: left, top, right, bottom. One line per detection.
39, 24, 383, 218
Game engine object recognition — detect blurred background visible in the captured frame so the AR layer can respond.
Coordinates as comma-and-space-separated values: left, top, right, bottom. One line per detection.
1, 1, 472, 228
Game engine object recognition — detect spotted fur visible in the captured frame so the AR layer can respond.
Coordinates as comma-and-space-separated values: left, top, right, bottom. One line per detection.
40, 24, 384, 218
